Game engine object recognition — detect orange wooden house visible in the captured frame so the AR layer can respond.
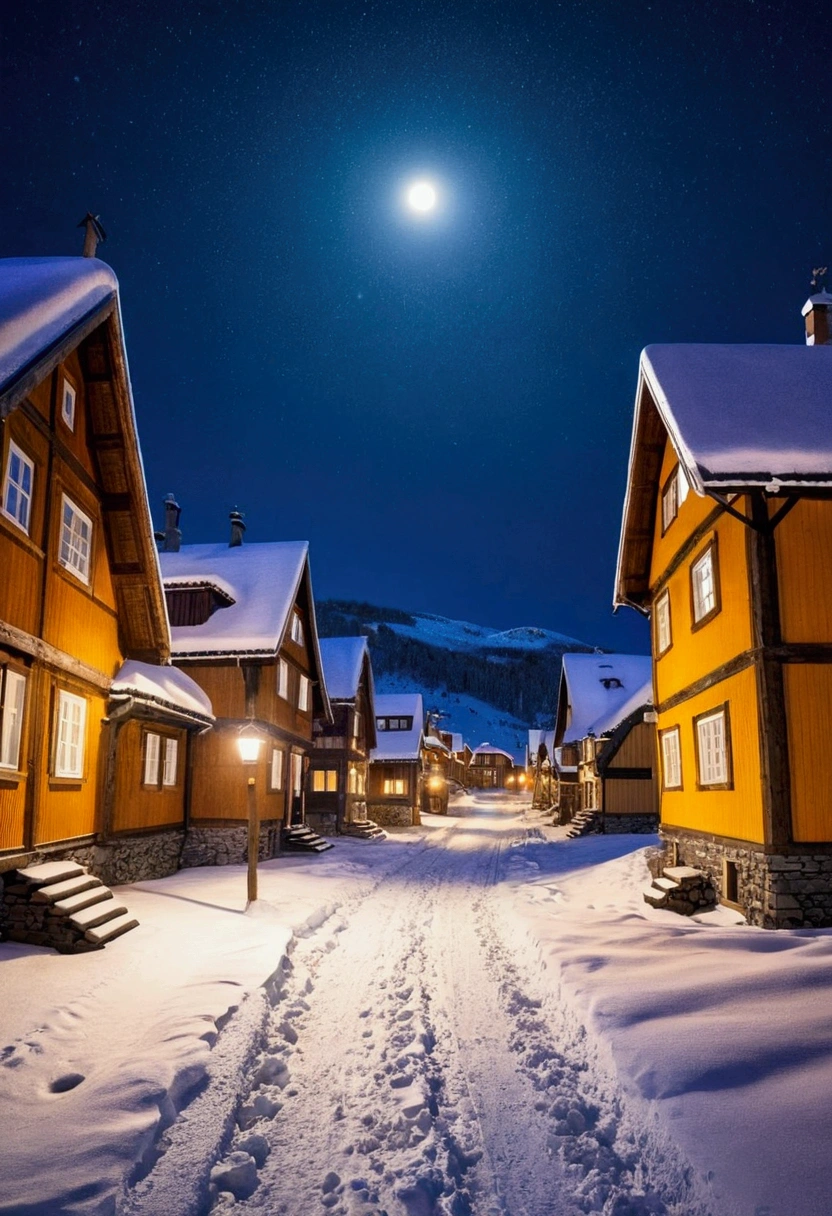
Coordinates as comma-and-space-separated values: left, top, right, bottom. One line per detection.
615, 292, 832, 926
159, 519, 333, 862
0, 255, 212, 889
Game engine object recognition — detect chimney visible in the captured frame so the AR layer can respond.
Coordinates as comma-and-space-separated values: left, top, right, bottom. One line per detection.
77, 212, 106, 258
802, 267, 832, 346
229, 508, 246, 547
161, 494, 181, 552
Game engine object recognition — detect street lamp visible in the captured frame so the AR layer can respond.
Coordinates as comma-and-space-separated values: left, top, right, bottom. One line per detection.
237, 723, 264, 905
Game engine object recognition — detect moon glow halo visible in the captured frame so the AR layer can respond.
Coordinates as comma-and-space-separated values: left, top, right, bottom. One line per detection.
407, 181, 437, 212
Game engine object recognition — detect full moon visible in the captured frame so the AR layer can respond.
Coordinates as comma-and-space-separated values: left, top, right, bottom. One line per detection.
407, 181, 437, 212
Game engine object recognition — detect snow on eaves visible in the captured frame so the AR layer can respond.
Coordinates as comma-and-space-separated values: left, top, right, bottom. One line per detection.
561, 653, 653, 743
319, 636, 369, 701
159, 542, 309, 656
111, 660, 214, 723
470, 742, 515, 763
642, 344, 832, 488
0, 257, 117, 404
371, 693, 424, 761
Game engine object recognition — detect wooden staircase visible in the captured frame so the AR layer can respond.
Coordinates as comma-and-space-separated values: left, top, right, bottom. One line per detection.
342, 819, 386, 841
281, 825, 334, 853
2, 860, 139, 952
565, 810, 604, 838
643, 865, 717, 916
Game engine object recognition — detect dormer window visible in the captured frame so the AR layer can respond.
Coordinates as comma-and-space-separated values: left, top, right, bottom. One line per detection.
600, 677, 623, 690
61, 379, 77, 431
291, 612, 304, 646
164, 580, 235, 626
376, 716, 413, 732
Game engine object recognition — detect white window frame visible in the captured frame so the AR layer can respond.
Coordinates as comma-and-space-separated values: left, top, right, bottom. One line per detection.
298, 674, 310, 713
162, 737, 179, 787
2, 440, 34, 535
54, 690, 86, 779
0, 668, 27, 771
143, 732, 161, 786
655, 590, 672, 656
696, 708, 730, 787
661, 470, 678, 532
660, 727, 682, 790
278, 658, 289, 700
290, 612, 304, 645
353, 710, 362, 739
58, 494, 93, 585
61, 379, 77, 431
691, 545, 717, 624
270, 747, 284, 791
291, 751, 303, 795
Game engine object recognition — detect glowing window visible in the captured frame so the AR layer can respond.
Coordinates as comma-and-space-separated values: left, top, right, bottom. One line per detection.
278, 658, 289, 699
270, 747, 284, 791
312, 768, 338, 792
298, 675, 310, 712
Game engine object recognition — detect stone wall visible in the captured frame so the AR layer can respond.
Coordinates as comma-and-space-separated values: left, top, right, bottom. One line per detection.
661, 827, 832, 928
0, 831, 184, 891
180, 824, 281, 869
602, 813, 659, 835
367, 801, 414, 828
306, 810, 339, 837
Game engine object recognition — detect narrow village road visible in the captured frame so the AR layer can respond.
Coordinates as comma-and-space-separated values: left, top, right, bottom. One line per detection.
197, 797, 667, 1216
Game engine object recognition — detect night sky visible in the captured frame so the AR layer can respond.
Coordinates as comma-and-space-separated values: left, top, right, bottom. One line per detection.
3, 2, 830, 650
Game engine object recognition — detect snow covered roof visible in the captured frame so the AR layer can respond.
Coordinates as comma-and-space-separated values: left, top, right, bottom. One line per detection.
616, 343, 832, 609
371, 693, 424, 762
319, 636, 371, 702
424, 735, 451, 754
0, 258, 118, 414
111, 660, 214, 725
802, 290, 832, 317
470, 743, 515, 763
556, 654, 653, 744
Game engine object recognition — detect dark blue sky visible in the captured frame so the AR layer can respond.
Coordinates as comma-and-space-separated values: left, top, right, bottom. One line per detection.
3, 1, 830, 649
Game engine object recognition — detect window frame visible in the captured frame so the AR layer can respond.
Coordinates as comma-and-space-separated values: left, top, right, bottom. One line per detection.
0, 666, 27, 772
311, 767, 338, 793
661, 466, 679, 534
693, 703, 733, 791
269, 746, 284, 792
1, 440, 35, 535
162, 736, 179, 787
298, 673, 310, 713
277, 657, 289, 700
143, 731, 162, 787
654, 589, 672, 657
290, 611, 305, 646
659, 724, 683, 791
58, 493, 93, 585
53, 689, 87, 780
690, 537, 721, 630
60, 378, 77, 432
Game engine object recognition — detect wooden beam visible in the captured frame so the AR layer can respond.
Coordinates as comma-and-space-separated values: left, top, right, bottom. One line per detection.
0, 620, 111, 692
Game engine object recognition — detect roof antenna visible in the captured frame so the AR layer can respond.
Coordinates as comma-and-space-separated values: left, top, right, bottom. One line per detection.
77, 212, 107, 258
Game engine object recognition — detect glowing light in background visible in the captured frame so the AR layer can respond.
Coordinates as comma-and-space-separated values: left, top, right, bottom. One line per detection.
407, 180, 437, 212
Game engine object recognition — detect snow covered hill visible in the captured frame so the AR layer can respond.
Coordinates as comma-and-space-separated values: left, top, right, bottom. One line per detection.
315, 601, 596, 753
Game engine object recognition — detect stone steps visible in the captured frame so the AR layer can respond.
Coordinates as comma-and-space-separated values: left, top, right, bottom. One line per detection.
2, 861, 139, 953
566, 810, 604, 838
342, 819, 387, 842
282, 825, 335, 853
643, 864, 717, 916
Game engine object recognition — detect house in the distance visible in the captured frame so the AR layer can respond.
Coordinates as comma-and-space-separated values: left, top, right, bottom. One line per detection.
307, 636, 382, 838
159, 512, 332, 863
368, 693, 425, 827
467, 743, 516, 789
554, 653, 657, 833
615, 295, 832, 926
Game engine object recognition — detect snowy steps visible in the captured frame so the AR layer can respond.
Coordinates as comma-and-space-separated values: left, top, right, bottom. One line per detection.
643, 864, 717, 915
565, 809, 604, 838
341, 819, 387, 841
282, 825, 335, 853
1, 860, 139, 952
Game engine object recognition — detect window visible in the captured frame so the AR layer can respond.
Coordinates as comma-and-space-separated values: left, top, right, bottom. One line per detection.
660, 727, 682, 790
61, 380, 77, 431
0, 669, 26, 770
661, 469, 678, 532
312, 768, 338, 792
163, 737, 179, 787
291, 752, 303, 794
143, 732, 161, 785
695, 707, 731, 788
55, 690, 86, 778
353, 711, 362, 739
691, 543, 718, 625
59, 495, 92, 584
348, 767, 357, 794
290, 612, 304, 645
278, 658, 289, 699
2, 441, 34, 534
298, 674, 310, 712
655, 590, 672, 655
270, 747, 284, 791
383, 777, 407, 795
724, 860, 739, 904
376, 716, 412, 732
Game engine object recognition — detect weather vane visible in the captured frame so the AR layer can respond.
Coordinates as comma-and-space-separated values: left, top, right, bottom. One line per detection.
810, 266, 828, 292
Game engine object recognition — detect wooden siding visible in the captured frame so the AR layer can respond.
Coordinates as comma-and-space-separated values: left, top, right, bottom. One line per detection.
189, 726, 288, 824
34, 681, 107, 845
658, 665, 765, 843
784, 665, 832, 843
604, 778, 656, 815
611, 721, 654, 768
775, 499, 832, 644
649, 438, 720, 589
111, 720, 187, 832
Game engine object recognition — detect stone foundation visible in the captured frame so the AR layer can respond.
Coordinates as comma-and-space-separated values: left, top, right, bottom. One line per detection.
367, 802, 415, 828
180, 823, 281, 868
661, 828, 832, 928
602, 813, 659, 835
306, 811, 339, 837
0, 830, 184, 890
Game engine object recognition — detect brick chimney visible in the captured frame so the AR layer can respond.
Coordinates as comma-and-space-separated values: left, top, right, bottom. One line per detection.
229, 508, 246, 547
77, 212, 106, 258
802, 268, 832, 346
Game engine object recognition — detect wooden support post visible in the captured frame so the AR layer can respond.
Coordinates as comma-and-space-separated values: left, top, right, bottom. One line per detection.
247, 776, 258, 905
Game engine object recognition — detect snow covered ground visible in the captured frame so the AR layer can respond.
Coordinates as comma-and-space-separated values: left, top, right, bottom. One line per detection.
2, 798, 831, 1216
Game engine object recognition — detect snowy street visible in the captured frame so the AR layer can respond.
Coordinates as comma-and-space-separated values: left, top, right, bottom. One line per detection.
3, 796, 832, 1216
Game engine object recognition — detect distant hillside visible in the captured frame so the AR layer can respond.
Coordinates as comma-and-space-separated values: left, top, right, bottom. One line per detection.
314, 600, 597, 752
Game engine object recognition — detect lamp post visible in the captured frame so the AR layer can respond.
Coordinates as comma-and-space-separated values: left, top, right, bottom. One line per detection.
237, 725, 264, 905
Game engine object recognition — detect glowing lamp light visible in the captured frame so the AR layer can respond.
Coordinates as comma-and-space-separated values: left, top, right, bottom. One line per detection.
237, 727, 263, 765
407, 181, 437, 212
428, 775, 445, 792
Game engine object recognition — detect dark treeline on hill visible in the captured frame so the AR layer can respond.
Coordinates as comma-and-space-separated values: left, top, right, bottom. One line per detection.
315, 599, 596, 726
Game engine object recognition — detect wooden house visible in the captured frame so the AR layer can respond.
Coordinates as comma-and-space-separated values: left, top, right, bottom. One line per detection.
307, 636, 380, 837
421, 730, 452, 814
614, 309, 832, 926
467, 743, 516, 789
159, 526, 332, 862
0, 255, 212, 898
554, 654, 657, 832
368, 693, 425, 827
